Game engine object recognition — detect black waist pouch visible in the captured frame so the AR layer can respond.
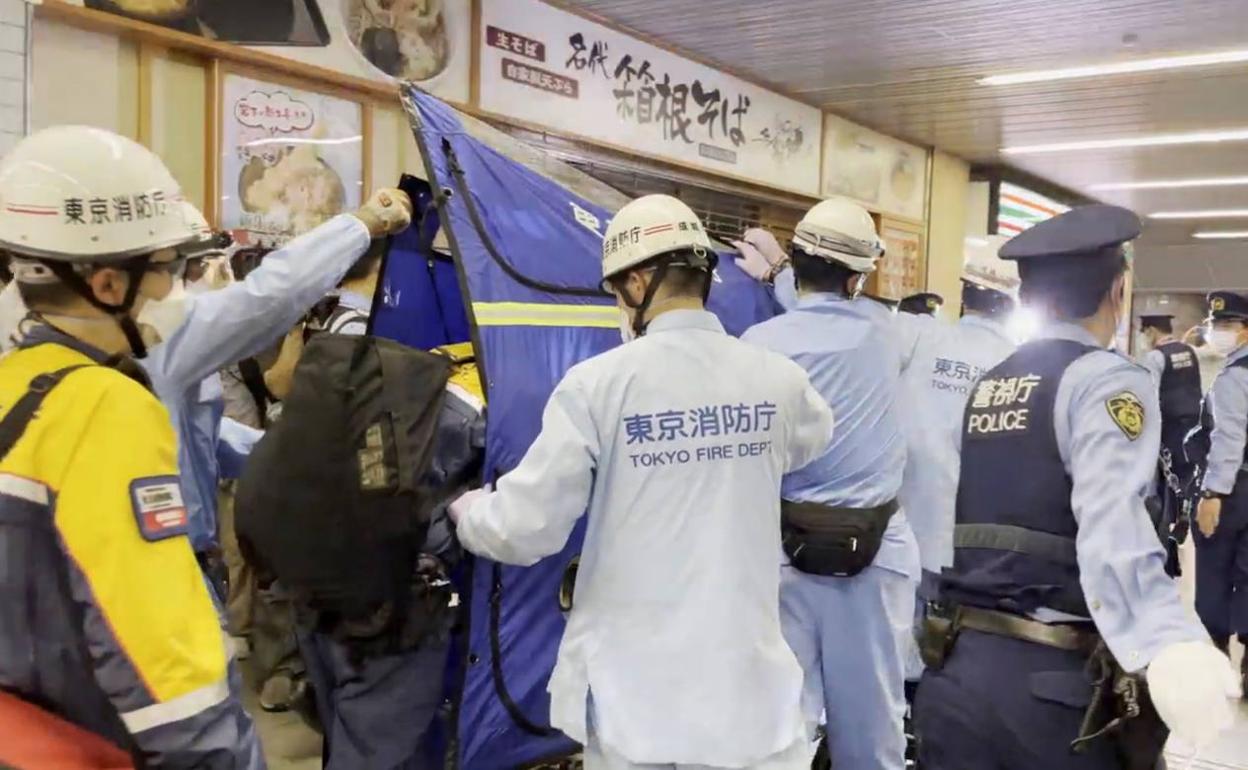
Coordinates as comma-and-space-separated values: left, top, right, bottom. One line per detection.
781, 499, 899, 577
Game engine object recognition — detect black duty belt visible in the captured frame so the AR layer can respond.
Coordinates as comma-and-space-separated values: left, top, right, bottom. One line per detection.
781, 499, 898, 578
958, 605, 1099, 654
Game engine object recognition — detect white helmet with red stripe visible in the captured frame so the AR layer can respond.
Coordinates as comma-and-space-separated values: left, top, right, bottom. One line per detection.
0, 125, 195, 264
601, 194, 714, 283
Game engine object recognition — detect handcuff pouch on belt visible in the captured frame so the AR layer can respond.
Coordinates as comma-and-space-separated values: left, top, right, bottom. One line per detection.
1071, 642, 1168, 770
781, 499, 899, 577
919, 602, 1166, 769
918, 601, 961, 670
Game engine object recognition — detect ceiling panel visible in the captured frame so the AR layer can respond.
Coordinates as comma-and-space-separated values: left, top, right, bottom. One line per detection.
564, 0, 1248, 290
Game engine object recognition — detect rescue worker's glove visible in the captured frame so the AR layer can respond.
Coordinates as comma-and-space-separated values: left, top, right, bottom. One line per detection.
352, 188, 414, 238
732, 227, 787, 282
1146, 640, 1240, 748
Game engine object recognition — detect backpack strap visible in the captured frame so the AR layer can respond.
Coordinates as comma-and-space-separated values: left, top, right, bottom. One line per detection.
0, 365, 88, 461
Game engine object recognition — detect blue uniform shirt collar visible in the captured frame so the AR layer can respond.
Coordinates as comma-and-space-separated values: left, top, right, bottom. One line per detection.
1228, 343, 1248, 364
17, 322, 111, 364
1041, 320, 1104, 348
645, 308, 725, 336
795, 292, 853, 310
961, 314, 1012, 340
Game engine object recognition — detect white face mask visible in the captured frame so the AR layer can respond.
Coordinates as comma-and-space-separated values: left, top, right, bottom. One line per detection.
1209, 328, 1242, 357
136, 281, 190, 343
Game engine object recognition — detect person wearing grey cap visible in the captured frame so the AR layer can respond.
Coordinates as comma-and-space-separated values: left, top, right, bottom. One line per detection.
913, 205, 1238, 770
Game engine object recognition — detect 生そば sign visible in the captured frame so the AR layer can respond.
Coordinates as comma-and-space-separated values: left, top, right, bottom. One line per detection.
477, 0, 823, 196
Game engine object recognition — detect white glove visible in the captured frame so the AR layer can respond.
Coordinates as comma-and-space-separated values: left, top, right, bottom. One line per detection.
732, 228, 787, 283
1146, 641, 1241, 748
448, 486, 491, 525
352, 187, 414, 238
741, 227, 787, 266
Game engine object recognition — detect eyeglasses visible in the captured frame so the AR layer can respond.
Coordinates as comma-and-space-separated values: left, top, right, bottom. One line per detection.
146, 255, 189, 279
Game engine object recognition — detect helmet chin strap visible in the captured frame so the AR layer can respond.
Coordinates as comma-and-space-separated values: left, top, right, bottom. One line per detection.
41, 256, 153, 359
620, 261, 673, 339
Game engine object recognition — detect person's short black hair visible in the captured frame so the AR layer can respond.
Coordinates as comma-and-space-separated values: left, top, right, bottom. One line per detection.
17, 280, 79, 311
1141, 317, 1173, 334
791, 252, 857, 295
341, 238, 387, 286
962, 282, 1016, 317
607, 250, 713, 300
1018, 255, 1127, 320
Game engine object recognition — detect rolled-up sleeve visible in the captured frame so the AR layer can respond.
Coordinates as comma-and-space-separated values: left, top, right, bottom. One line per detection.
1204, 365, 1248, 495
456, 375, 599, 566
1059, 359, 1206, 671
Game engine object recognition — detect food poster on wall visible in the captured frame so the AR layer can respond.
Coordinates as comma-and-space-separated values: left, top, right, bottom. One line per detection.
477, 0, 823, 196
220, 73, 363, 247
51, 0, 471, 104
877, 226, 924, 300
822, 113, 928, 222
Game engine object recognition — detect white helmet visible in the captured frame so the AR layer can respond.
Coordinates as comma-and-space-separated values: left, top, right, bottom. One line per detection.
601, 194, 714, 284
178, 201, 233, 260
792, 198, 884, 274
963, 235, 1020, 296
0, 125, 194, 263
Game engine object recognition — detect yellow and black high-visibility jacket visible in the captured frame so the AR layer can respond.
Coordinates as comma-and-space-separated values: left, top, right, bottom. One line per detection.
0, 329, 262, 768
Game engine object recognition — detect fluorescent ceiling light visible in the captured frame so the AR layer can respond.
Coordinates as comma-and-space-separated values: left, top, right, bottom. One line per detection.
1091, 176, 1248, 191
1151, 210, 1248, 219
1002, 129, 1248, 155
1193, 230, 1248, 239
981, 49, 1248, 86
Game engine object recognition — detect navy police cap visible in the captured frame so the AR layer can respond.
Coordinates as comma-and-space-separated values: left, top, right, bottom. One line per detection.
1207, 291, 1248, 322
999, 204, 1141, 262
898, 292, 943, 316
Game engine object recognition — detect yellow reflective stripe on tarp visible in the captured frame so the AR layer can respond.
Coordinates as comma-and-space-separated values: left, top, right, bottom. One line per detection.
472, 301, 618, 328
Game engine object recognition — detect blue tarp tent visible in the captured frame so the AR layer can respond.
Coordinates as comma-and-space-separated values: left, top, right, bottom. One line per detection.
374, 86, 781, 768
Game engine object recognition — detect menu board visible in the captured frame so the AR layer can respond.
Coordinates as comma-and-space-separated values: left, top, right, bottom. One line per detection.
877, 225, 924, 300
823, 113, 928, 222
219, 72, 364, 247
62, 0, 472, 103
477, 0, 823, 195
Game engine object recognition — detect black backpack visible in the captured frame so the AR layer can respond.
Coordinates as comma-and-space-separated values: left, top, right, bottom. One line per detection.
235, 334, 450, 648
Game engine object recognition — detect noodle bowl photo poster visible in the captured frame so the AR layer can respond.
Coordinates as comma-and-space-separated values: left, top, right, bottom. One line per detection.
219, 73, 364, 247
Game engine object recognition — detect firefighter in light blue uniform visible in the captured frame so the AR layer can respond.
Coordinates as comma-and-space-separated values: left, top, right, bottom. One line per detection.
914, 206, 1239, 769
741, 199, 919, 770
453, 196, 835, 769
3, 193, 414, 556
1195, 290, 1248, 691
895, 237, 1019, 602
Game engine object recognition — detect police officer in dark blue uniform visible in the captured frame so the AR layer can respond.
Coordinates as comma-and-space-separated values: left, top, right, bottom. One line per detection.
899, 292, 944, 317
1138, 313, 1204, 574
914, 205, 1239, 770
1195, 292, 1248, 689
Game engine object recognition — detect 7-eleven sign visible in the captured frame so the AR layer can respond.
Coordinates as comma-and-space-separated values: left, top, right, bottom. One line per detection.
997, 182, 1071, 236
